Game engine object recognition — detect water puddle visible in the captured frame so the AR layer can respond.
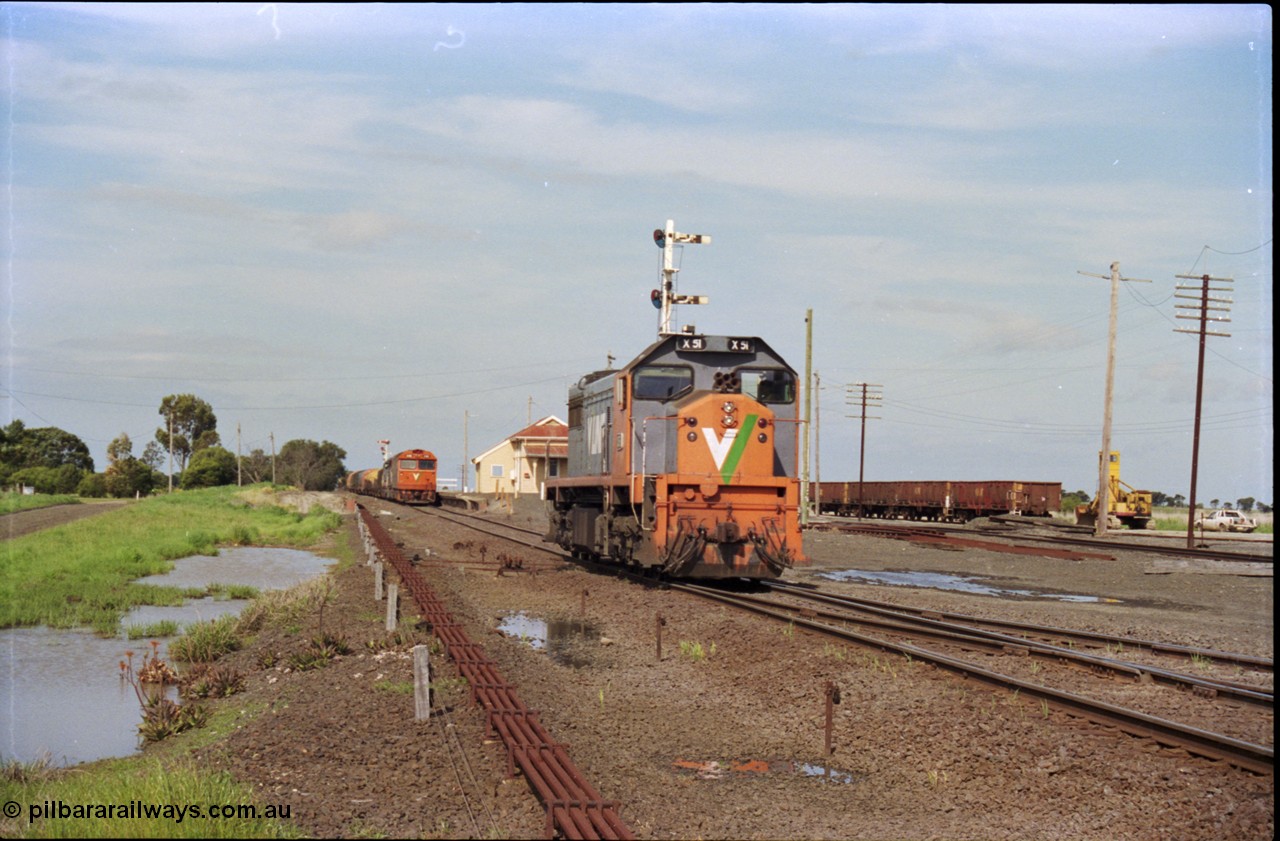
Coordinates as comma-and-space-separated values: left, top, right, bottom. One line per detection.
1, 547, 333, 767
121, 597, 250, 634
132, 546, 331, 591
819, 568, 1113, 603
674, 758, 857, 784
497, 612, 601, 667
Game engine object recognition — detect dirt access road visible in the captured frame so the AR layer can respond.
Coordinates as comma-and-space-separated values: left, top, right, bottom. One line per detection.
0, 500, 130, 540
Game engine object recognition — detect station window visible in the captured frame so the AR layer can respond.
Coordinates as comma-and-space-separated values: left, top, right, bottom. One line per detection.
490, 465, 504, 478
739, 369, 796, 404
632, 365, 693, 401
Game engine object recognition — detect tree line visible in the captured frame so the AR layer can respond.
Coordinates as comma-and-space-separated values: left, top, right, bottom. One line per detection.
1, 394, 348, 497
1062, 489, 1270, 514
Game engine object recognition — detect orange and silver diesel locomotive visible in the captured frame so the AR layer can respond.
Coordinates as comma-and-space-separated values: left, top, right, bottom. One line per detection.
545, 334, 804, 578
546, 219, 805, 579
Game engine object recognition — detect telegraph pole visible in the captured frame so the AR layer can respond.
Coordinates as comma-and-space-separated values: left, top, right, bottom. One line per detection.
801, 309, 813, 524
167, 414, 174, 493
1174, 272, 1234, 548
269, 432, 276, 484
1077, 261, 1151, 536
653, 219, 710, 337
846, 383, 883, 518
814, 370, 822, 509
236, 422, 242, 487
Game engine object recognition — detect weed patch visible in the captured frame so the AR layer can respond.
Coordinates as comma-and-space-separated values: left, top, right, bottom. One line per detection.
169, 615, 242, 663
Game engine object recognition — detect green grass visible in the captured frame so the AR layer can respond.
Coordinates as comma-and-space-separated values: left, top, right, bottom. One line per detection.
168, 614, 242, 663
0, 485, 342, 635
0, 532, 358, 840
206, 583, 261, 601
0, 757, 302, 838
1, 492, 80, 515
678, 640, 716, 661
124, 620, 181, 640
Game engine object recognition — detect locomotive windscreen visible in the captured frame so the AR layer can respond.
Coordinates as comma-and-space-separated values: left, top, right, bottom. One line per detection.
633, 365, 694, 400
739, 369, 796, 403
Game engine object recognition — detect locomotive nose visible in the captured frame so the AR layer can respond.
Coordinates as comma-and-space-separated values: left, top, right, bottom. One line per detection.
677, 391, 776, 485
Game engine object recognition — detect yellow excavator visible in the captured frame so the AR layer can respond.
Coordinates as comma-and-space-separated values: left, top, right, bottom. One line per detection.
1075, 451, 1153, 530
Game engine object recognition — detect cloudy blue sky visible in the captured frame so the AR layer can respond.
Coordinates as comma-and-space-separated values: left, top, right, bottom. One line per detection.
2, 3, 1273, 504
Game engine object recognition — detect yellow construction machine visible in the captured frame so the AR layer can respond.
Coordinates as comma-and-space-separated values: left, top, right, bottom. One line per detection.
1075, 451, 1153, 530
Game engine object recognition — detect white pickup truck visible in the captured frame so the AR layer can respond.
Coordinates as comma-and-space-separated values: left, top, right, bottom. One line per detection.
1194, 509, 1258, 533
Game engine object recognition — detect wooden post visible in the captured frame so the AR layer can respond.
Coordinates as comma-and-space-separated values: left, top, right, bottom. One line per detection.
385, 582, 398, 632
412, 644, 431, 720
824, 681, 840, 779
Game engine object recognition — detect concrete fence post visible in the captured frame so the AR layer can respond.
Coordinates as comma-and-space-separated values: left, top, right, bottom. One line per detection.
412, 644, 432, 720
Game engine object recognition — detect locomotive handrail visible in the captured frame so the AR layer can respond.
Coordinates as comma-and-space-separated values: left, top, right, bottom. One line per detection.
637, 415, 681, 532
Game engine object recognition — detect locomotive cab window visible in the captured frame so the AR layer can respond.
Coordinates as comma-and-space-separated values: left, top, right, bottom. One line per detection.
632, 365, 693, 401
739, 368, 796, 404
399, 458, 435, 470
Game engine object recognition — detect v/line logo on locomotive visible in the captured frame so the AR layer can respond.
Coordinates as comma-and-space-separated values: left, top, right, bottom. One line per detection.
701, 414, 759, 484
545, 219, 805, 580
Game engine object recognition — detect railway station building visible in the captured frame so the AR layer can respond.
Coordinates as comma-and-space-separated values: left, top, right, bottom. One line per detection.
471, 415, 568, 498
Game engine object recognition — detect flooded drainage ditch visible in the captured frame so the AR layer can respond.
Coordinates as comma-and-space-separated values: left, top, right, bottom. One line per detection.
1, 546, 332, 766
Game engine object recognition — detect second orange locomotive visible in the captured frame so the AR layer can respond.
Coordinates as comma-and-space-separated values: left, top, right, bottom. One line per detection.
344, 447, 439, 505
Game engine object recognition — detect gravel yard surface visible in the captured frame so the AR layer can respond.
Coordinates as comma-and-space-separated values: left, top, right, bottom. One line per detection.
191, 495, 1273, 839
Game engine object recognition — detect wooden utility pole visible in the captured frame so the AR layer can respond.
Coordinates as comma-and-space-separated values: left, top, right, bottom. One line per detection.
801, 309, 813, 524
269, 432, 276, 484
1077, 261, 1151, 536
236, 422, 242, 487
814, 370, 822, 506
167, 414, 174, 492
846, 383, 883, 518
463, 410, 469, 493
1174, 272, 1233, 548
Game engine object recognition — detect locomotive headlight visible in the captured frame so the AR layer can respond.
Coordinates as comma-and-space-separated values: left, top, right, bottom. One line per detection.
722, 415, 737, 428
722, 401, 736, 413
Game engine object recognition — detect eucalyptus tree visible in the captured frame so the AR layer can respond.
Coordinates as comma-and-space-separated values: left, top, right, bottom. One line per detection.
155, 394, 219, 474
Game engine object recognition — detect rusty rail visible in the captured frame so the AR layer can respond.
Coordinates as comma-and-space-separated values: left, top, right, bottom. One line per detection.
358, 505, 634, 840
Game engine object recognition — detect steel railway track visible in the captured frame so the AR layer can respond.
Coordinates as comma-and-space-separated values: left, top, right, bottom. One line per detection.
393, 500, 1274, 775
358, 504, 634, 840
